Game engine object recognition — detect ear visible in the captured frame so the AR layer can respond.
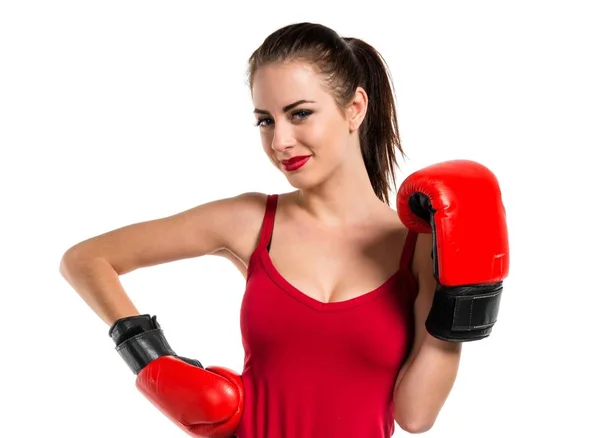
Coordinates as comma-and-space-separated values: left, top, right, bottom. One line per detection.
346, 87, 368, 133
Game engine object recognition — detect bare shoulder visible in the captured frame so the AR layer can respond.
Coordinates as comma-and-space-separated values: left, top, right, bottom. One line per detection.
217, 191, 268, 227
215, 191, 269, 262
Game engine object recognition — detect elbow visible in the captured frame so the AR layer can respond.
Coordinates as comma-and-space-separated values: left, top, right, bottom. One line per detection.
395, 411, 436, 434
59, 248, 76, 277
398, 422, 434, 435
397, 419, 434, 434
59, 246, 82, 272
59, 245, 93, 278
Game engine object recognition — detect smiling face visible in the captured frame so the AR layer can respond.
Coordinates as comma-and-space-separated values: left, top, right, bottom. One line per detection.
251, 60, 360, 190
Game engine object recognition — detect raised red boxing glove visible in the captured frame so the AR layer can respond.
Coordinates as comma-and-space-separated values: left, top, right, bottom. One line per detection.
109, 315, 244, 437
397, 160, 509, 341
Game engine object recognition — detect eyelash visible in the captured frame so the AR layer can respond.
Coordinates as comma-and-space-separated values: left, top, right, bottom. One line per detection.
255, 110, 313, 128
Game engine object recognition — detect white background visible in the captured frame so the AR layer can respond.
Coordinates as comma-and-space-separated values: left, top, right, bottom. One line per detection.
1, 1, 598, 436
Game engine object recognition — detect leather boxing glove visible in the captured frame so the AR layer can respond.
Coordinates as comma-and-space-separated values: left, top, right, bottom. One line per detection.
397, 160, 509, 342
109, 314, 244, 437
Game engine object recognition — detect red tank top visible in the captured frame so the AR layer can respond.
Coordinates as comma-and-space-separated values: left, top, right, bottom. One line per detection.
237, 194, 419, 438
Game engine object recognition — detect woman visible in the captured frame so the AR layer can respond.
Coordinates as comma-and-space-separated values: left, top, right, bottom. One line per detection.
60, 22, 463, 437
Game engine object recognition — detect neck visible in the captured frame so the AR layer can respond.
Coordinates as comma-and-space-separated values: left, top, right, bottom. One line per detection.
295, 148, 387, 226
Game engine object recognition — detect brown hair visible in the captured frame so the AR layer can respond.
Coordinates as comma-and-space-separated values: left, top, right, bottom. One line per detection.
247, 22, 404, 205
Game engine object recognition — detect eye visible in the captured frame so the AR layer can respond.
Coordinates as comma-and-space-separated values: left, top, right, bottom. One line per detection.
254, 110, 313, 128
292, 109, 312, 120
255, 117, 272, 128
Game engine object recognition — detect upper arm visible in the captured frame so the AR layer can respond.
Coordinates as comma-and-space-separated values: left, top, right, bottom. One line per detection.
395, 233, 437, 384
410, 232, 438, 349
62, 192, 267, 275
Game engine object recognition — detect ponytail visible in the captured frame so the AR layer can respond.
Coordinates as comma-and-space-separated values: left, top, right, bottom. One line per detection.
344, 37, 403, 205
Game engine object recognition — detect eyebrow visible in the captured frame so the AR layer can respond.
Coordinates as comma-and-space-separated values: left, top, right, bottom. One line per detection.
253, 99, 316, 115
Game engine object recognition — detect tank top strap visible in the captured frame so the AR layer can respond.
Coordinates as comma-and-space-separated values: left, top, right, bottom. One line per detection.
399, 230, 419, 272
257, 194, 279, 250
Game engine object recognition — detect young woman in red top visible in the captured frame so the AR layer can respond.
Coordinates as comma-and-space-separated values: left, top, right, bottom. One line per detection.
61, 22, 508, 438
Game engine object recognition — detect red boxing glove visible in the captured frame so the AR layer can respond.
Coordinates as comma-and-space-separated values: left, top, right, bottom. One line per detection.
397, 160, 509, 341
109, 315, 244, 437
137, 360, 243, 437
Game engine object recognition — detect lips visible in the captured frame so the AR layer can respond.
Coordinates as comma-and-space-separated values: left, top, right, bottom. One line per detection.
281, 155, 311, 172
281, 155, 311, 165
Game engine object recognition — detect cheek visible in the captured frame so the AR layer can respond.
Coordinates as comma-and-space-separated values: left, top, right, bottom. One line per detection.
260, 135, 279, 166
261, 136, 270, 153
301, 118, 342, 153
313, 118, 348, 157
260, 131, 272, 152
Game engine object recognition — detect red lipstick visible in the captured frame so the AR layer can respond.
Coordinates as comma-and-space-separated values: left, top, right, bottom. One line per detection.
281, 155, 311, 172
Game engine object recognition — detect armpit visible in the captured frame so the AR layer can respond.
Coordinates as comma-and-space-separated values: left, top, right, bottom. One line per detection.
212, 248, 248, 279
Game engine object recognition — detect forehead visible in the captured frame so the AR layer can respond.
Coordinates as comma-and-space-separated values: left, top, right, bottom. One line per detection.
251, 61, 329, 109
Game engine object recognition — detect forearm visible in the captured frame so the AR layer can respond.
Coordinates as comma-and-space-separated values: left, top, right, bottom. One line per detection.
393, 336, 461, 433
59, 251, 139, 325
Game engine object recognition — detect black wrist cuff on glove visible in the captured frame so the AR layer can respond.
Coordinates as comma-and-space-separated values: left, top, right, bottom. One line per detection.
108, 314, 203, 374
425, 283, 502, 342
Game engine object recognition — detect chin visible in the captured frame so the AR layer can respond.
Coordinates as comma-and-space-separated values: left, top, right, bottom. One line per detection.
285, 175, 310, 190
284, 170, 325, 191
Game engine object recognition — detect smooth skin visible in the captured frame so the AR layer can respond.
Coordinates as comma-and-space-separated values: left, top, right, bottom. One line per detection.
60, 60, 460, 433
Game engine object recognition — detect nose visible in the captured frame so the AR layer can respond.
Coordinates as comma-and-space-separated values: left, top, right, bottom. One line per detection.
270, 121, 296, 152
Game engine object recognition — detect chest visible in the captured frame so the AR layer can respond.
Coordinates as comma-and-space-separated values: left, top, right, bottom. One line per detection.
267, 222, 407, 304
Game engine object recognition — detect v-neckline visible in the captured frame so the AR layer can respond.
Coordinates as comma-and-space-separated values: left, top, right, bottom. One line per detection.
258, 247, 403, 312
